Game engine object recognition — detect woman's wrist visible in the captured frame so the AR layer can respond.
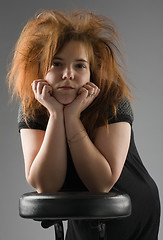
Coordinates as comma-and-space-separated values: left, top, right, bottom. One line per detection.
64, 113, 86, 141
64, 107, 80, 121
67, 129, 88, 145
49, 108, 64, 119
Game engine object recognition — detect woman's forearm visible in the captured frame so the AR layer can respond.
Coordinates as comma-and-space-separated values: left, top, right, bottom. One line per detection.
28, 113, 67, 193
65, 116, 113, 193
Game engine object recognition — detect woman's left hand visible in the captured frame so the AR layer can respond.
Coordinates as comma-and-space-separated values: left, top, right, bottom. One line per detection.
64, 82, 100, 119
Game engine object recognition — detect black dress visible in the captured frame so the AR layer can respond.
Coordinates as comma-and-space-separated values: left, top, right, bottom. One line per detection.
18, 99, 161, 240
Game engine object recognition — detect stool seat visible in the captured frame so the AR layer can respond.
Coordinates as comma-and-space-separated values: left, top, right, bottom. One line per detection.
19, 190, 131, 221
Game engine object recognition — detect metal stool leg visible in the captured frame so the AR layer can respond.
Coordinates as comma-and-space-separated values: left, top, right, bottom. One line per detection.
98, 222, 106, 240
91, 220, 106, 240
54, 221, 64, 240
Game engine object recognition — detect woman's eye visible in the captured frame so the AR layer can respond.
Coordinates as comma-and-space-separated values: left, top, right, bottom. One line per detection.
52, 61, 62, 67
76, 63, 86, 69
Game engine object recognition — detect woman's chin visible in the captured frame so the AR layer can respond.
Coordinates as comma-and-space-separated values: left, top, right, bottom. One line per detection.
60, 100, 74, 105
56, 96, 76, 105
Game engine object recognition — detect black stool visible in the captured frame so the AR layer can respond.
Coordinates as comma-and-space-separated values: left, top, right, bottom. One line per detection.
19, 190, 131, 240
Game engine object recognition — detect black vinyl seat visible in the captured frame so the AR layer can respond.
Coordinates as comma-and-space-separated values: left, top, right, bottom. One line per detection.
19, 190, 131, 240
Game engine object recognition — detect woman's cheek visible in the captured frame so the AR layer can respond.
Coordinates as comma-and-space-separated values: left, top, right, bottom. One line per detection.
45, 70, 57, 85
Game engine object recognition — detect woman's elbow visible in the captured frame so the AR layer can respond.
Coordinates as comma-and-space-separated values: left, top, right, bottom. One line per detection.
26, 173, 37, 190
88, 181, 114, 193
89, 175, 119, 193
36, 186, 61, 194
26, 174, 62, 193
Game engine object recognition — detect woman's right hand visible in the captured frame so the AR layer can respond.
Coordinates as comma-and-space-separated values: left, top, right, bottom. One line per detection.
31, 79, 63, 115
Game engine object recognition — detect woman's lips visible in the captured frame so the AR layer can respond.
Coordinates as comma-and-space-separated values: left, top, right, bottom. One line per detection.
58, 86, 75, 90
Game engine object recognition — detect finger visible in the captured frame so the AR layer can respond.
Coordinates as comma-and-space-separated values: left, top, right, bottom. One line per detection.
78, 86, 88, 95
85, 83, 100, 97
42, 85, 53, 98
77, 87, 89, 99
31, 79, 44, 87
93, 85, 100, 97
31, 80, 49, 90
86, 82, 99, 88
32, 79, 48, 84
31, 80, 38, 92
37, 82, 46, 95
83, 84, 94, 96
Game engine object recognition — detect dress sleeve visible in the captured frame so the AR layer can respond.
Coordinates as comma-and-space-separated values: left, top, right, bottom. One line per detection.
108, 98, 134, 126
17, 105, 48, 132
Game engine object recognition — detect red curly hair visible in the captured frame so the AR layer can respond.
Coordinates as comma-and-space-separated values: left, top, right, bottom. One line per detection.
7, 9, 132, 139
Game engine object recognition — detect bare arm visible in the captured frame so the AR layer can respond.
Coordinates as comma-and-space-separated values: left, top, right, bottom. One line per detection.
64, 82, 131, 192
20, 80, 67, 193
65, 116, 131, 193
20, 113, 67, 193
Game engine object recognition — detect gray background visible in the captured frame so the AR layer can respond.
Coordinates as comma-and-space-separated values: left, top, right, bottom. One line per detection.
1, 0, 162, 239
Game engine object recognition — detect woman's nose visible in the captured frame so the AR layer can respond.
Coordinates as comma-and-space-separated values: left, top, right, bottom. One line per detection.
62, 68, 74, 80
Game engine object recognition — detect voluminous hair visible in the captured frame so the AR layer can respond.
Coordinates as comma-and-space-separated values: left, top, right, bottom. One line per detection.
7, 9, 132, 139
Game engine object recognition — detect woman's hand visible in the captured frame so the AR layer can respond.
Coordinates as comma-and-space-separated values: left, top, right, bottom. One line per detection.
64, 82, 100, 119
31, 79, 63, 115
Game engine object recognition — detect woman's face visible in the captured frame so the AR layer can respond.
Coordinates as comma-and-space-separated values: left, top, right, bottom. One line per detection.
45, 40, 91, 105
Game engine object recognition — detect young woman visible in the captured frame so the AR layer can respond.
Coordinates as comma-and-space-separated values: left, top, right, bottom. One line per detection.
8, 10, 160, 239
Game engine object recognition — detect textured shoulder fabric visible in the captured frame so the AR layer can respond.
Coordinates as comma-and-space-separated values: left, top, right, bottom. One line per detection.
18, 98, 133, 131
108, 98, 134, 126
18, 105, 48, 132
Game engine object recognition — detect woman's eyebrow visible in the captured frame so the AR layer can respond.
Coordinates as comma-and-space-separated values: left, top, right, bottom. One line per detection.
53, 57, 88, 63
53, 57, 64, 61
75, 59, 88, 63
